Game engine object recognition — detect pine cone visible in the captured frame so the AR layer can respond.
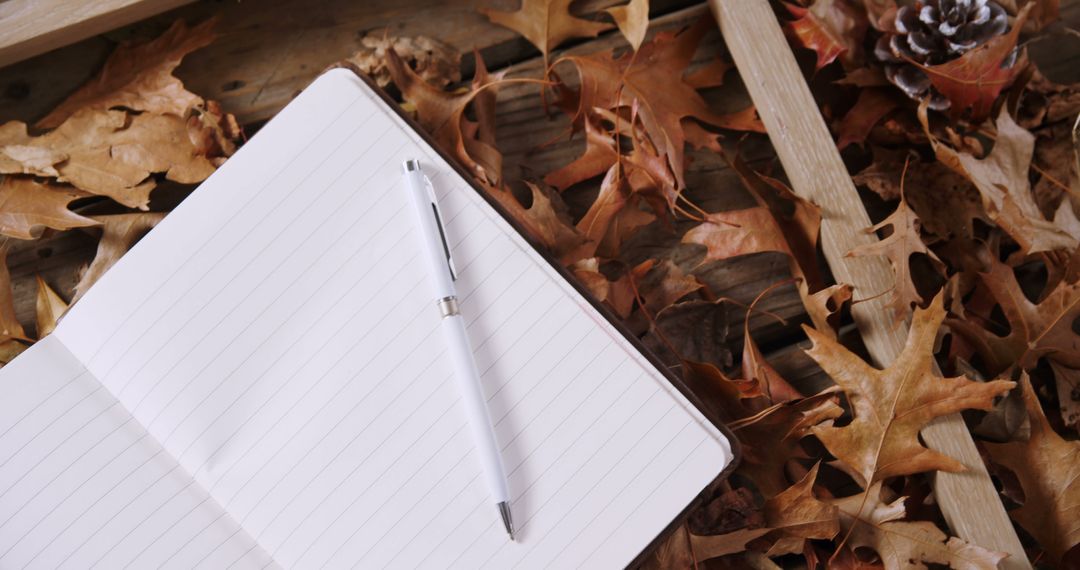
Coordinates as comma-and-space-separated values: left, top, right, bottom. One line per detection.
875, 0, 1014, 110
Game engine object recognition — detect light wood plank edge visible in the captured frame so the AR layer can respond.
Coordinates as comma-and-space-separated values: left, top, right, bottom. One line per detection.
0, 0, 193, 69
707, 0, 1030, 567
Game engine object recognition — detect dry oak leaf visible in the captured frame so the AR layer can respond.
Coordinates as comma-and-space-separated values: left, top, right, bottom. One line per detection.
37, 18, 216, 130
346, 34, 461, 89
1, 110, 217, 209
742, 285, 802, 404
682, 206, 792, 268
784, 1, 855, 72
558, 16, 764, 190
761, 462, 840, 556
1049, 360, 1080, 429
74, 212, 167, 302
687, 528, 771, 562
835, 88, 900, 150
487, 182, 590, 264
35, 275, 68, 339
0, 177, 98, 240
543, 115, 617, 191
731, 390, 843, 497
482, 0, 610, 64
832, 484, 1007, 570
605, 0, 650, 52
985, 374, 1080, 565
927, 105, 1076, 253
948, 259, 1080, 374
916, 4, 1030, 121
0, 122, 67, 177
847, 194, 944, 325
806, 293, 1015, 486
386, 48, 506, 185
0, 243, 27, 342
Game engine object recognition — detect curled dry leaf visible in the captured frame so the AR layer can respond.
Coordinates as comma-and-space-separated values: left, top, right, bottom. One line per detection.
832, 484, 1007, 570
835, 88, 900, 149
682, 207, 792, 266
74, 213, 167, 302
386, 47, 507, 185
926, 105, 1076, 253
37, 18, 217, 129
784, 0, 862, 72
730, 390, 843, 497
806, 293, 1015, 486
1, 110, 218, 209
760, 462, 840, 556
558, 16, 764, 191
847, 191, 944, 325
35, 275, 67, 338
949, 259, 1080, 373
0, 177, 98, 240
482, 0, 609, 65
345, 34, 461, 89
605, 0, 650, 52
984, 374, 1080, 565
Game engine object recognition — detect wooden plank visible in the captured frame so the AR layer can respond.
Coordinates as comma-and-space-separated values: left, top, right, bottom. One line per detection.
0, 0, 194, 68
709, 0, 1031, 567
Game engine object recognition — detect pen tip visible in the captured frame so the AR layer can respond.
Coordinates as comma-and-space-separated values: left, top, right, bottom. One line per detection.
498, 501, 515, 542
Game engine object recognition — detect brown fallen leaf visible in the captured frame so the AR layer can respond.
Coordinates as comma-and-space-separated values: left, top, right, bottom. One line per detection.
0, 244, 26, 342
807, 293, 1015, 486
489, 182, 590, 265
1, 110, 218, 209
742, 284, 801, 404
985, 374, 1080, 565
761, 462, 840, 556
0, 122, 67, 177
543, 115, 618, 191
926, 105, 1076, 253
74, 212, 167, 302
688, 527, 771, 561
345, 33, 461, 89
847, 187, 944, 325
1049, 361, 1080, 429
558, 16, 764, 191
731, 390, 843, 497
835, 88, 899, 149
37, 18, 217, 129
784, 2, 849, 71
0, 177, 98, 240
916, 4, 1030, 121
605, 0, 650, 52
482, 0, 610, 67
832, 484, 1007, 569
386, 48, 509, 186
682, 207, 792, 266
35, 275, 67, 338
948, 259, 1080, 374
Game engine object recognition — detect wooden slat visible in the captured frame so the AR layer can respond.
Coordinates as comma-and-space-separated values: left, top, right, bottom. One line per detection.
709, 0, 1030, 567
0, 0, 194, 68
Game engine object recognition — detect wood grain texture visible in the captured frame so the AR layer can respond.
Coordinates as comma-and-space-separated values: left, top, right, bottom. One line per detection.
709, 0, 1030, 567
0, 0, 193, 68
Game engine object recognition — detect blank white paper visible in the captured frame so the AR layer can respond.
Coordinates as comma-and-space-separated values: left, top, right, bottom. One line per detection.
51, 69, 733, 569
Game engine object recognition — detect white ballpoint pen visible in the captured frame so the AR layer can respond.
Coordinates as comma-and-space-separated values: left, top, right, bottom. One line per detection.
401, 159, 515, 541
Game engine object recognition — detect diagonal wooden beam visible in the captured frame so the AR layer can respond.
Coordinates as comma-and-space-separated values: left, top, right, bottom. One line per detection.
707, 0, 1030, 567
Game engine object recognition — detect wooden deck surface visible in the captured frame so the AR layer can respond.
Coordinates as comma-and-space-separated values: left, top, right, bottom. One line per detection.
1, 0, 1079, 556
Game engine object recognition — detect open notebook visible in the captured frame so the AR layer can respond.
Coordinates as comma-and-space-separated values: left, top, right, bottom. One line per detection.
0, 69, 733, 569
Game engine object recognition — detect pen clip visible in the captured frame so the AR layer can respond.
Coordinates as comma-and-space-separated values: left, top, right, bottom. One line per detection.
424, 174, 457, 281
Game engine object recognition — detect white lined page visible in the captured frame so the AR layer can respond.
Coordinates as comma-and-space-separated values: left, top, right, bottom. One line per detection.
54, 69, 732, 568
0, 336, 274, 569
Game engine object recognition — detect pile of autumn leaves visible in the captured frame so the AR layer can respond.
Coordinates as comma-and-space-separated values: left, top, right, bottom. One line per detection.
0, 19, 240, 357
373, 0, 1080, 568
0, 0, 1076, 567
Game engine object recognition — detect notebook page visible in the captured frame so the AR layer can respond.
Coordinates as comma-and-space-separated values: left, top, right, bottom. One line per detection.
0, 336, 274, 569
54, 69, 732, 568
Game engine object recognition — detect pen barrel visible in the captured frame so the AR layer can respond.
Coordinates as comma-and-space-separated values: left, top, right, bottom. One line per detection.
442, 314, 511, 504
402, 166, 456, 299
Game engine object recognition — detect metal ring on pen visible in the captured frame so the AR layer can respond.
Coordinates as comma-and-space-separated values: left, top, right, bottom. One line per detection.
437, 296, 460, 318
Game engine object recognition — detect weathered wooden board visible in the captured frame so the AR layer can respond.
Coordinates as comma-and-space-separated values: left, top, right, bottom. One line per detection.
0, 0, 194, 68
